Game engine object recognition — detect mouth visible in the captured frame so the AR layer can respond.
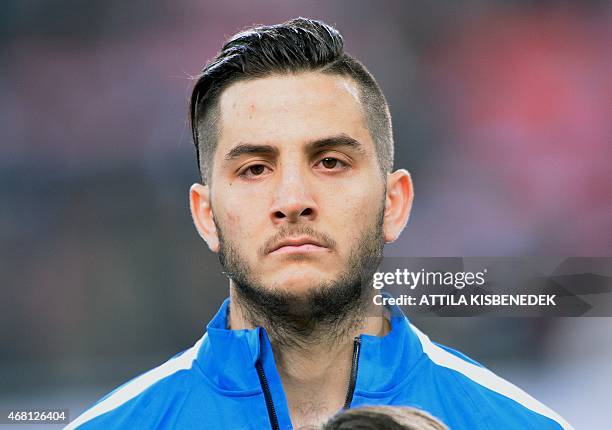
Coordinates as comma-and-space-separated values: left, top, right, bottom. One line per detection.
268, 236, 329, 255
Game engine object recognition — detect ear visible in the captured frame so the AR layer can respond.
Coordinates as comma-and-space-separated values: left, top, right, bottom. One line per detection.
383, 169, 414, 243
189, 183, 220, 253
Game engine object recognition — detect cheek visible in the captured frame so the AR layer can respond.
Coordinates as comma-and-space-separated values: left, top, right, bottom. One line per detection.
214, 188, 267, 240
333, 176, 382, 211
322, 181, 383, 233
225, 207, 239, 223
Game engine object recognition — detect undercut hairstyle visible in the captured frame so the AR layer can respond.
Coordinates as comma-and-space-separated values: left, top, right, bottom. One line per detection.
189, 17, 394, 184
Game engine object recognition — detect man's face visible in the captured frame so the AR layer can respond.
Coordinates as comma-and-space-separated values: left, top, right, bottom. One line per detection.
208, 72, 386, 296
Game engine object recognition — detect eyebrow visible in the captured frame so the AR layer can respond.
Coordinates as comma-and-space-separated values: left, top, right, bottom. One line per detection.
224, 144, 278, 161
223, 133, 365, 161
305, 134, 366, 155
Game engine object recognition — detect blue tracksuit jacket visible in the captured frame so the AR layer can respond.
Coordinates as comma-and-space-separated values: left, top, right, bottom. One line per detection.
67, 298, 572, 429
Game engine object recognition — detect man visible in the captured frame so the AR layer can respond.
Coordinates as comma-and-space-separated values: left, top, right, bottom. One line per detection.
68, 18, 572, 429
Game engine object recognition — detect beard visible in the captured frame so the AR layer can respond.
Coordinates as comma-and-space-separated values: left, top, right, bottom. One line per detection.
215, 202, 385, 349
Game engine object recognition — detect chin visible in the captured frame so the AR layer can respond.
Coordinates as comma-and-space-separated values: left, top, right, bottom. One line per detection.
267, 274, 331, 296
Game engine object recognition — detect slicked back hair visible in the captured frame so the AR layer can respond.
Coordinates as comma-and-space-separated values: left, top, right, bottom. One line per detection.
189, 17, 394, 184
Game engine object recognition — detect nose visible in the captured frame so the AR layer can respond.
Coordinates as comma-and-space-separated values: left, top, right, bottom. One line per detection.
269, 168, 317, 224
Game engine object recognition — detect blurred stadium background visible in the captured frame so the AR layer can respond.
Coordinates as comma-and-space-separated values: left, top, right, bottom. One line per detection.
1, 0, 611, 428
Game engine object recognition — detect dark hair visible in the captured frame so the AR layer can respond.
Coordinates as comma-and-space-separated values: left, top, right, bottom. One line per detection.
189, 17, 393, 184
322, 406, 449, 430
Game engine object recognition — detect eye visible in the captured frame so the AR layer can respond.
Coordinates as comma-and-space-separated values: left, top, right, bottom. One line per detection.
248, 165, 265, 175
240, 164, 270, 178
315, 156, 349, 171
321, 157, 338, 169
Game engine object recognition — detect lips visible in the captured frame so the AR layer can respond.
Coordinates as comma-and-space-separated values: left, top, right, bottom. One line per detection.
268, 236, 327, 254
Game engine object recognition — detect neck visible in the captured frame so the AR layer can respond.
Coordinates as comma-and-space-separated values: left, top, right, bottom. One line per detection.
228, 285, 390, 429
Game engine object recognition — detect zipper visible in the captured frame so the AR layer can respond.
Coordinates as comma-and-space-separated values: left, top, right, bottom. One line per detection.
256, 336, 362, 429
256, 360, 280, 430
343, 336, 362, 409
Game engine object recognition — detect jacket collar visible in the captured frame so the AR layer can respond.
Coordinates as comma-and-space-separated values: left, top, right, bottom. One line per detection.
354, 303, 424, 395
195, 297, 424, 394
195, 299, 263, 392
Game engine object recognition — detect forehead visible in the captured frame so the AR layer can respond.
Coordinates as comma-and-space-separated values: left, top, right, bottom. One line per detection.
216, 72, 373, 153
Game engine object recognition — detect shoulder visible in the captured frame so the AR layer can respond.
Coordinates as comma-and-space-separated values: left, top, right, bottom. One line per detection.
408, 322, 573, 430
66, 337, 206, 429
